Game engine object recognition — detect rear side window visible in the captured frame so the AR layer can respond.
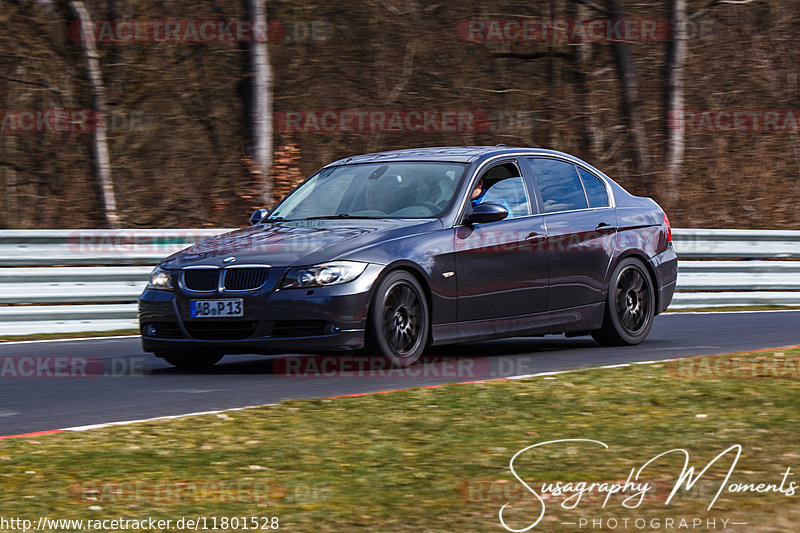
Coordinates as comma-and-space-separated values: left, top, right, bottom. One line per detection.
527, 158, 588, 213
577, 167, 609, 208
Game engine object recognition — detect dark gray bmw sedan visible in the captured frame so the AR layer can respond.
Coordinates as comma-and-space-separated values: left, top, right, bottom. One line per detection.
139, 146, 677, 368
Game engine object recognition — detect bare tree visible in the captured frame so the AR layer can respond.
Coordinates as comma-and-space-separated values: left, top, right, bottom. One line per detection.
2, 65, 21, 228
606, 0, 654, 193
244, 0, 273, 203
569, 0, 600, 159
69, 0, 120, 228
2, 129, 18, 229
68, 0, 120, 228
664, 0, 688, 208
661, 0, 757, 206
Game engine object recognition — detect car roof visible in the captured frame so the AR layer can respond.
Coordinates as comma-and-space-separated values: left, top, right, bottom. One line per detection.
324, 146, 588, 167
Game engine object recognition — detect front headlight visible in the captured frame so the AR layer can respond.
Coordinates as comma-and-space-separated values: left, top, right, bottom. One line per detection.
148, 266, 174, 290
280, 261, 368, 289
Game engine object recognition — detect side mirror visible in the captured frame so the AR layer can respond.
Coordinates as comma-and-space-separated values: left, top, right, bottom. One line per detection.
464, 202, 508, 225
249, 208, 270, 225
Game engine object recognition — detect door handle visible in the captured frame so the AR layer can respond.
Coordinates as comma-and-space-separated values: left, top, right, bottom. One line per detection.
525, 231, 545, 243
595, 222, 616, 234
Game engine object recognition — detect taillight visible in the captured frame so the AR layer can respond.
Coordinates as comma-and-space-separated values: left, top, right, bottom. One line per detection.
663, 212, 672, 242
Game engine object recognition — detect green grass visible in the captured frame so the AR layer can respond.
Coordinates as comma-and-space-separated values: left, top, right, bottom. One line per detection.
2, 348, 800, 531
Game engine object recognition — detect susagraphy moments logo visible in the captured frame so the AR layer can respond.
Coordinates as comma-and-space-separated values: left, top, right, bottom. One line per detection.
495, 439, 796, 532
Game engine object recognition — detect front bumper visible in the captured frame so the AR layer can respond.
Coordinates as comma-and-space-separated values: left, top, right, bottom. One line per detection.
138, 264, 385, 355
650, 243, 678, 314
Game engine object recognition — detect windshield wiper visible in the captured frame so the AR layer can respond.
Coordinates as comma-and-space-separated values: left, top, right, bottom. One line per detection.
304, 214, 376, 220
263, 216, 286, 222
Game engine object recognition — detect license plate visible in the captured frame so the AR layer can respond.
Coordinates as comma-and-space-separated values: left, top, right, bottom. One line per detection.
190, 299, 243, 318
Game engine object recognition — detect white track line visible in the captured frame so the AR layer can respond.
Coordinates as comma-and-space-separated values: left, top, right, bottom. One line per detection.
60, 403, 277, 432
506, 370, 571, 380
664, 309, 800, 315
53, 359, 682, 433
0, 335, 140, 346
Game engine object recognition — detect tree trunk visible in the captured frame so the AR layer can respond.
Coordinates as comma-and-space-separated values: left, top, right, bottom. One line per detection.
244, 0, 273, 203
569, 0, 599, 160
544, 0, 557, 148
664, 0, 688, 207
2, 64, 21, 228
3, 133, 17, 229
69, 0, 120, 228
606, 0, 654, 194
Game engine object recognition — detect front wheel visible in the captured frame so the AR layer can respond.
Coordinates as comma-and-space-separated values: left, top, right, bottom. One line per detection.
592, 258, 655, 346
157, 351, 223, 370
365, 271, 430, 368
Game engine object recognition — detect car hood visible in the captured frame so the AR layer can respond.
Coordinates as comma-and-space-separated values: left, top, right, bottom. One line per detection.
159, 219, 433, 269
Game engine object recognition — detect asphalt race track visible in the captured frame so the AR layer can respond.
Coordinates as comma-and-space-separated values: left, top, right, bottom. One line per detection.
1, 311, 799, 437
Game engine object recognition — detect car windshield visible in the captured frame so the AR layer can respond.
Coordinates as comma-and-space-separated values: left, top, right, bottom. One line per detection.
267, 162, 468, 221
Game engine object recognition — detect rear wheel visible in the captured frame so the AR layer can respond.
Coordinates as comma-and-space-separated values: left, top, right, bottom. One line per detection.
592, 258, 655, 346
365, 271, 430, 368
157, 352, 223, 370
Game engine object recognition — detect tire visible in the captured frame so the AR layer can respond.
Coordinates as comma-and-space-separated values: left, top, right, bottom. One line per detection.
157, 351, 223, 370
365, 270, 430, 368
591, 258, 655, 346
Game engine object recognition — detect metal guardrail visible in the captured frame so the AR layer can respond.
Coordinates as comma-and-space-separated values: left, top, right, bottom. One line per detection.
0, 228, 798, 336
0, 229, 233, 266
672, 230, 800, 308
0, 229, 230, 335
672, 228, 800, 258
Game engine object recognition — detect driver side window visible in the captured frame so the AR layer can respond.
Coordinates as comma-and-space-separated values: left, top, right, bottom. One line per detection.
472, 163, 531, 219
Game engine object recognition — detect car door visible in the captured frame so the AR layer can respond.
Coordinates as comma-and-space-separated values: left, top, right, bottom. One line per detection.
453, 159, 549, 322
524, 157, 616, 310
